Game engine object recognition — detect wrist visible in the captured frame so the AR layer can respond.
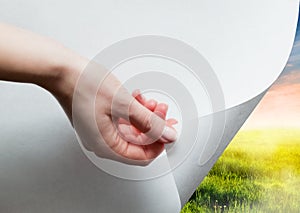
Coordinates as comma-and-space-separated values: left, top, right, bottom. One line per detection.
43, 51, 89, 118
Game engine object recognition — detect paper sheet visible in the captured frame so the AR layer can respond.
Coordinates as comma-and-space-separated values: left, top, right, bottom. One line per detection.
0, 0, 298, 212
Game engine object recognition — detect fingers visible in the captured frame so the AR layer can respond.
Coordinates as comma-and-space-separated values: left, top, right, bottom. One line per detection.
97, 117, 164, 163
118, 93, 177, 145
121, 139, 165, 161
120, 91, 168, 133
153, 103, 168, 119
129, 98, 177, 143
132, 89, 145, 105
133, 89, 157, 111
166, 118, 178, 126
96, 89, 178, 164
131, 90, 177, 143
117, 97, 166, 137
117, 104, 167, 144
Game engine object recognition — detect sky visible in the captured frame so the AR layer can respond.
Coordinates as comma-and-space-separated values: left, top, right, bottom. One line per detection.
243, 16, 300, 129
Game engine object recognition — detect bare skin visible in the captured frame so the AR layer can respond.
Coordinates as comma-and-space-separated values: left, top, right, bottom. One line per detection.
0, 23, 177, 164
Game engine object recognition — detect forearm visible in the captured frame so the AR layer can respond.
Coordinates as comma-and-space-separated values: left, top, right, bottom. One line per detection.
0, 23, 87, 98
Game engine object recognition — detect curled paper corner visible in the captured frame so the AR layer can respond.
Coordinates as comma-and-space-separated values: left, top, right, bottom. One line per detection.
168, 90, 267, 206
197, 89, 269, 167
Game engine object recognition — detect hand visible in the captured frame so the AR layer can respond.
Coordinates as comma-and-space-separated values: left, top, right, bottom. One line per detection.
55, 61, 178, 165
118, 90, 178, 145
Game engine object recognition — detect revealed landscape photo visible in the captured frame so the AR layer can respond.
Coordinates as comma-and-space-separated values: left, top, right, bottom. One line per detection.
182, 16, 300, 213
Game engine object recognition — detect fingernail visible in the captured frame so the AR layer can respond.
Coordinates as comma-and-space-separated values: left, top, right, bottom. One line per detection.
162, 126, 177, 142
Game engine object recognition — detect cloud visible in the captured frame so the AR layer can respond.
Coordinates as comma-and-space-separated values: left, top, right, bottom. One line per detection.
292, 39, 300, 48
287, 54, 300, 64
282, 36, 300, 73
273, 70, 300, 87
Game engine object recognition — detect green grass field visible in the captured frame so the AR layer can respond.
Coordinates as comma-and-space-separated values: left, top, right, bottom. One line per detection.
181, 129, 300, 213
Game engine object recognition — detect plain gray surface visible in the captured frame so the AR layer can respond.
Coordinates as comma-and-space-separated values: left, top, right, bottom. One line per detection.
0, 83, 181, 213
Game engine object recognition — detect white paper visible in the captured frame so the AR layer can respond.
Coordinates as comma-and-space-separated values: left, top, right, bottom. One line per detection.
0, 0, 298, 212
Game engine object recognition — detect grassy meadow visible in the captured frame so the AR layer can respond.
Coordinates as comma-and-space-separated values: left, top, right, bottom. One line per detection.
181, 129, 300, 213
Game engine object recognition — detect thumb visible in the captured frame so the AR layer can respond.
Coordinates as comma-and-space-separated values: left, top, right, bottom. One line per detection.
128, 99, 177, 143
